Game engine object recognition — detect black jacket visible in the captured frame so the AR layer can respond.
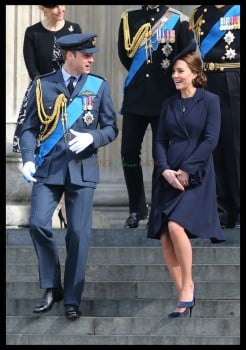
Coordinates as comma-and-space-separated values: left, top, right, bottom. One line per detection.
118, 5, 194, 116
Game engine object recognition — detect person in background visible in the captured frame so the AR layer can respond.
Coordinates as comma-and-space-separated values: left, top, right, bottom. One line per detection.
13, 5, 82, 227
24, 4, 82, 79
19, 33, 118, 319
117, 5, 194, 229
190, 5, 240, 229
147, 40, 225, 318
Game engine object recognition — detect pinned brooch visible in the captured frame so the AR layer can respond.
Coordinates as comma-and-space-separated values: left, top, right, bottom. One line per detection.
83, 111, 94, 126
68, 25, 74, 32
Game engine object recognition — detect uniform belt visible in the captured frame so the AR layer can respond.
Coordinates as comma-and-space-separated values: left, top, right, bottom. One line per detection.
203, 62, 240, 71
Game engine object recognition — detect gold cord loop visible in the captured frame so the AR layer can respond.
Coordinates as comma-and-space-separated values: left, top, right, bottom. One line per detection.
36, 79, 67, 141
123, 13, 152, 60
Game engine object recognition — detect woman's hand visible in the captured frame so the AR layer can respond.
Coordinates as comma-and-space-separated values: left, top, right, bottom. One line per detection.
162, 169, 185, 191
176, 169, 189, 188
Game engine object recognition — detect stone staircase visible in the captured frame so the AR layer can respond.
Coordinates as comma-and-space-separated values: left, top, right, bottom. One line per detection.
6, 226, 240, 345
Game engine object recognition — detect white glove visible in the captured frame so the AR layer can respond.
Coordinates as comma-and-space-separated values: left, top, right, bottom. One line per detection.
22, 161, 37, 183
69, 129, 93, 154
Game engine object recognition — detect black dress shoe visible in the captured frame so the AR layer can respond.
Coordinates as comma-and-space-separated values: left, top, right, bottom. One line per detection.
124, 212, 141, 228
65, 305, 81, 320
33, 287, 64, 314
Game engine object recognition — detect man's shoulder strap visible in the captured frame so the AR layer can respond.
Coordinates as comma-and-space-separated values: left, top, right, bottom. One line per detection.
168, 7, 189, 22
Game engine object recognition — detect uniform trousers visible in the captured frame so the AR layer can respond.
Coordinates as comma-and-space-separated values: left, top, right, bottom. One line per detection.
206, 69, 240, 226
29, 175, 94, 306
121, 113, 159, 218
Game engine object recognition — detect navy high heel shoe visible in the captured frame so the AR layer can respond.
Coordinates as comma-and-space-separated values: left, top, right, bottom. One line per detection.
58, 208, 67, 229
168, 285, 197, 318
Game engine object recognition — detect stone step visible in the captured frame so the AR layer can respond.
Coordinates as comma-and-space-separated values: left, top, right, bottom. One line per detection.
96, 205, 149, 228
6, 246, 240, 265
7, 263, 240, 282
6, 227, 240, 346
6, 228, 240, 246
6, 316, 240, 338
6, 281, 240, 300
6, 204, 112, 229
6, 333, 240, 346
7, 298, 240, 318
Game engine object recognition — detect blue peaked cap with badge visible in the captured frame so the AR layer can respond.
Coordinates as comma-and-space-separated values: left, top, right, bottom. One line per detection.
56, 33, 99, 53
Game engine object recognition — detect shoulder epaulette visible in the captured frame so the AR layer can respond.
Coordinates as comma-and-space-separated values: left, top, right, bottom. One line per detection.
189, 7, 204, 44
37, 70, 57, 80
120, 6, 140, 19
89, 73, 106, 81
189, 8, 199, 29
168, 7, 189, 22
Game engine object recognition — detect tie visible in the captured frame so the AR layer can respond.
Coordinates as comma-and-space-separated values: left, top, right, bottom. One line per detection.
67, 76, 76, 95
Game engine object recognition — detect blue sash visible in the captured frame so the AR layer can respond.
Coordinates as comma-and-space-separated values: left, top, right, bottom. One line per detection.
124, 13, 179, 89
35, 75, 103, 166
200, 5, 240, 58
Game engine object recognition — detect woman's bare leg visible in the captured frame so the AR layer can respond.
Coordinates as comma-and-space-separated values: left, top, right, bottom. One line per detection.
161, 228, 182, 293
168, 220, 194, 311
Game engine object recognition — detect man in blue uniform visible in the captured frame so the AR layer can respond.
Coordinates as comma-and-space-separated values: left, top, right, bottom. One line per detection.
118, 5, 195, 228
19, 33, 118, 319
190, 5, 240, 228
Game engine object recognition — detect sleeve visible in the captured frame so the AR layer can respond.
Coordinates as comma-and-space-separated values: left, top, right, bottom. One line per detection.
154, 100, 171, 176
19, 80, 41, 164
23, 28, 39, 80
86, 81, 119, 149
181, 93, 221, 176
117, 15, 132, 71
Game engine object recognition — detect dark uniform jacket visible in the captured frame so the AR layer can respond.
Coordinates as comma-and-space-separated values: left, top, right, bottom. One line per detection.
118, 5, 194, 116
190, 5, 240, 226
190, 5, 240, 64
19, 70, 118, 188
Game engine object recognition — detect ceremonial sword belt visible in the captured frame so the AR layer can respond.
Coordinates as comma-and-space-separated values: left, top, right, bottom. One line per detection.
203, 61, 240, 71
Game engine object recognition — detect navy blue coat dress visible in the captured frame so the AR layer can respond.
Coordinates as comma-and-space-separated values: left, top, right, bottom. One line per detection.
147, 88, 225, 242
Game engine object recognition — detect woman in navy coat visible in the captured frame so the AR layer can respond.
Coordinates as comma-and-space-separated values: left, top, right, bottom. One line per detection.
147, 40, 225, 318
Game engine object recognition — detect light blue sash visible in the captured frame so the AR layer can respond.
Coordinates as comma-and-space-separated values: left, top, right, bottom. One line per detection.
35, 75, 103, 166
200, 5, 240, 58
124, 13, 179, 89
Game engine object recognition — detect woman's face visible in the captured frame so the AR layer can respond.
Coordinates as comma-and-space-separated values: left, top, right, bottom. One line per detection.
172, 59, 196, 91
41, 5, 66, 22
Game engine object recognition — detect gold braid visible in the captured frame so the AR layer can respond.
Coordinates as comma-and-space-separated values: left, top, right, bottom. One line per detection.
123, 12, 152, 60
36, 78, 67, 141
190, 9, 204, 47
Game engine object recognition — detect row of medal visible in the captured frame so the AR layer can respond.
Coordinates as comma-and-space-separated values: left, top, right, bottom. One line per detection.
156, 29, 175, 43
220, 16, 240, 31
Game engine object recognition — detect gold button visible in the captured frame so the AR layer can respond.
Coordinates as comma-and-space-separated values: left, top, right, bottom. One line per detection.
209, 63, 215, 71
